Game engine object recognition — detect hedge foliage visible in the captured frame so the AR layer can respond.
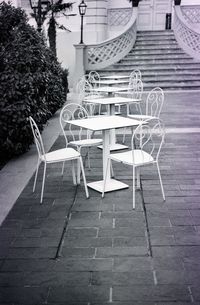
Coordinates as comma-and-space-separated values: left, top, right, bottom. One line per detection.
0, 2, 66, 159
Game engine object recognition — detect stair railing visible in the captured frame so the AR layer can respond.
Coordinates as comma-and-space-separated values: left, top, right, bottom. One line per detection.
173, 5, 200, 60
84, 8, 137, 70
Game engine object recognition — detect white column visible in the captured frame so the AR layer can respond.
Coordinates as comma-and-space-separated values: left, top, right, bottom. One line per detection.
73, 44, 86, 91
85, 0, 108, 43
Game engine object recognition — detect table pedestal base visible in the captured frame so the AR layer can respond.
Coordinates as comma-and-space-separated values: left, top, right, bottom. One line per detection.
98, 143, 128, 151
87, 179, 129, 193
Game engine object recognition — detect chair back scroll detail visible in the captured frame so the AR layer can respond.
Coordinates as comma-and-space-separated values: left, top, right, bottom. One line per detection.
132, 118, 165, 164
60, 103, 90, 146
146, 87, 164, 118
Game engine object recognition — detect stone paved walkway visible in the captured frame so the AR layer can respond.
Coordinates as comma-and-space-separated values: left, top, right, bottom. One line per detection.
0, 92, 200, 304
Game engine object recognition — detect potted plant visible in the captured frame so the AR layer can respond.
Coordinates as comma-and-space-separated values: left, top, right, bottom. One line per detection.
129, 0, 141, 8
174, 0, 181, 5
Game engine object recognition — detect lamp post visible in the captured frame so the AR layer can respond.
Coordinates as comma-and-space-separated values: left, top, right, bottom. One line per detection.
29, 0, 50, 32
78, 0, 87, 44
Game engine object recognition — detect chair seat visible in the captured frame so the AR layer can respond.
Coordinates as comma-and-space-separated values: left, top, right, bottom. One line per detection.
128, 114, 155, 120
70, 138, 103, 147
110, 149, 154, 166
41, 148, 80, 163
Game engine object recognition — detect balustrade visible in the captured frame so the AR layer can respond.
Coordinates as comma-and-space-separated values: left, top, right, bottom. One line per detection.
174, 5, 200, 60
84, 9, 137, 70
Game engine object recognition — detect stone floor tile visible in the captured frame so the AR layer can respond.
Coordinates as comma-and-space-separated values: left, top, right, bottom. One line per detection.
91, 271, 154, 285
152, 257, 184, 271
113, 257, 152, 271
98, 227, 146, 237
61, 247, 95, 258
66, 228, 98, 237
54, 258, 113, 271
112, 285, 191, 302
0, 287, 49, 304
23, 271, 91, 286
48, 286, 110, 303
96, 246, 149, 258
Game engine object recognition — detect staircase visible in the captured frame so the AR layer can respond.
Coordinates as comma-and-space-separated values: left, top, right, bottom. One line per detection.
97, 30, 200, 91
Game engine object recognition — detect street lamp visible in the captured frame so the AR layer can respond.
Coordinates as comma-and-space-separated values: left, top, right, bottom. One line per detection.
78, 0, 87, 44
29, 0, 50, 32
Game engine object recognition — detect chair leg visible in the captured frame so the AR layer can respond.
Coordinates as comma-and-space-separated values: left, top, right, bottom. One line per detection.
138, 103, 142, 115
102, 158, 110, 198
156, 162, 165, 201
132, 166, 135, 209
40, 162, 47, 204
79, 157, 89, 198
122, 127, 126, 144
33, 158, 40, 192
126, 103, 130, 116
110, 160, 114, 178
72, 160, 76, 185
87, 148, 91, 170
136, 168, 140, 189
77, 147, 81, 184
61, 161, 65, 175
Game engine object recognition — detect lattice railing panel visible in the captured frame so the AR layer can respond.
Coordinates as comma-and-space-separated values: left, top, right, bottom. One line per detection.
87, 26, 136, 65
181, 6, 200, 24
108, 8, 132, 26
174, 7, 200, 60
84, 10, 137, 70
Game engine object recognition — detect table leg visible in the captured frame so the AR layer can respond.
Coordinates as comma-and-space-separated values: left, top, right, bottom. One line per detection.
106, 104, 129, 151
87, 129, 129, 193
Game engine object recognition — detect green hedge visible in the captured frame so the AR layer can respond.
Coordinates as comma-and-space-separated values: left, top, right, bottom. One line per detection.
0, 2, 66, 159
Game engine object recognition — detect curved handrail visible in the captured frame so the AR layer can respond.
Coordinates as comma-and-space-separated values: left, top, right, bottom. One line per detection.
173, 6, 200, 60
84, 9, 137, 70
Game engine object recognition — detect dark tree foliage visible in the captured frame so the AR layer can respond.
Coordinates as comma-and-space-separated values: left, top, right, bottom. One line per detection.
0, 2, 66, 159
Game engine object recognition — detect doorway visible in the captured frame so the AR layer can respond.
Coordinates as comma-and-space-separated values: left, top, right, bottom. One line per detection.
137, 0, 172, 30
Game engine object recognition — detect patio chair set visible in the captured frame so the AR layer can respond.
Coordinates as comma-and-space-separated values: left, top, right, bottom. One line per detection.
30, 69, 166, 209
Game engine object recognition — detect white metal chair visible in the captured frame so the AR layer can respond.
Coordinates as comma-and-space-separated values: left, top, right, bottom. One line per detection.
29, 116, 89, 203
115, 69, 143, 114
60, 103, 102, 174
128, 87, 164, 121
76, 78, 103, 116
122, 87, 164, 144
117, 78, 144, 143
102, 118, 165, 209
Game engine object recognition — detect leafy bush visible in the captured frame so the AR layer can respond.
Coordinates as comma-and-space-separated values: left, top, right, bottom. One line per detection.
0, 2, 66, 159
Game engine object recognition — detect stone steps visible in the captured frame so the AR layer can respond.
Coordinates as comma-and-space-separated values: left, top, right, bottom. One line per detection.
121, 54, 191, 61
97, 30, 200, 91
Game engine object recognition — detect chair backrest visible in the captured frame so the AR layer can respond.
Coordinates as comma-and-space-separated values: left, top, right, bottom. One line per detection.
131, 118, 165, 164
88, 71, 101, 88
129, 69, 142, 83
146, 87, 164, 118
128, 78, 143, 100
29, 116, 45, 160
76, 78, 92, 96
60, 103, 90, 146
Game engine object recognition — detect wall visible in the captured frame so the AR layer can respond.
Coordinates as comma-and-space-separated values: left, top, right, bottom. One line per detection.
108, 0, 131, 8
181, 0, 200, 4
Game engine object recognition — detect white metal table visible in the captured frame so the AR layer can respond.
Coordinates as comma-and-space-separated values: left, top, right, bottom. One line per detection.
101, 75, 129, 80
91, 86, 129, 97
83, 96, 138, 150
93, 79, 128, 86
68, 115, 142, 193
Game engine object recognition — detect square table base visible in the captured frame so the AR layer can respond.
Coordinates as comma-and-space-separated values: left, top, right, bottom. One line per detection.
87, 179, 129, 193
98, 143, 128, 151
